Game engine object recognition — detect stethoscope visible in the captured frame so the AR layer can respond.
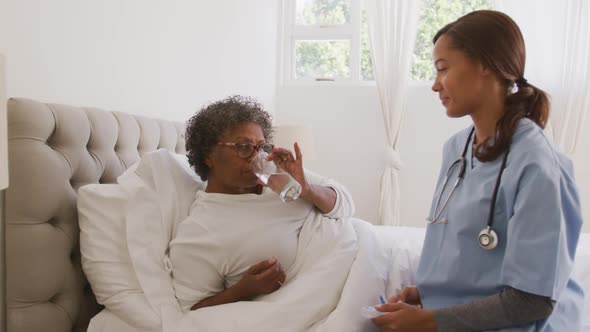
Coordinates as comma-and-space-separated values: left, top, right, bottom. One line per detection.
426, 127, 510, 250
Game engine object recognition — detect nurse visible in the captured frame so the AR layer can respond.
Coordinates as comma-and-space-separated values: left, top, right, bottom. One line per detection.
372, 10, 584, 332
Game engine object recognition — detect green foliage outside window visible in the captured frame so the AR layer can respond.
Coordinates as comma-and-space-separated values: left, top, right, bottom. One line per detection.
296, 0, 350, 25
295, 0, 352, 79
360, 7, 373, 80
293, 0, 493, 81
412, 0, 493, 81
295, 40, 351, 79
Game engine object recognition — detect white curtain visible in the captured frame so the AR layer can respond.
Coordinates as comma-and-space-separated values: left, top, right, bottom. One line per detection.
549, 1, 590, 154
495, 0, 590, 155
365, 0, 420, 226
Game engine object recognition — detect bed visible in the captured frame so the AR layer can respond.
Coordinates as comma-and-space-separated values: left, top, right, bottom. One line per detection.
5, 98, 590, 332
5, 98, 186, 331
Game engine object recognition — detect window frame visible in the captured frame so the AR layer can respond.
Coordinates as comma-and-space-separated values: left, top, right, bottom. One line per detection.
280, 0, 496, 86
280, 0, 369, 85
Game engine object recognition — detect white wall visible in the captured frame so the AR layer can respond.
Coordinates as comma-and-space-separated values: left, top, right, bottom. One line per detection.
0, 0, 278, 121
277, 84, 590, 233
275, 84, 469, 226
276, 85, 386, 223
398, 85, 470, 227
1, 0, 587, 232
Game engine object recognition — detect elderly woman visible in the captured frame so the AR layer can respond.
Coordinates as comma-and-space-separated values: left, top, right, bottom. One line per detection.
169, 95, 354, 312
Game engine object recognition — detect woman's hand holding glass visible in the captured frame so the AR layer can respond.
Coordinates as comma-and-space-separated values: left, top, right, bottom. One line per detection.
250, 142, 308, 202
255, 142, 338, 213
234, 257, 286, 300
266, 143, 310, 197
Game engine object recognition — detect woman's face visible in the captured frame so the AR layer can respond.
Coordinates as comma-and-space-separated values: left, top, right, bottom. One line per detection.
431, 35, 489, 118
206, 122, 266, 194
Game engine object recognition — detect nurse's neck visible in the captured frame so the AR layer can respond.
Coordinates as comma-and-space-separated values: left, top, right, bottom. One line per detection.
470, 95, 505, 148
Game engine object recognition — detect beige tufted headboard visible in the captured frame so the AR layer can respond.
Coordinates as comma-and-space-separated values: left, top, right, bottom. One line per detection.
5, 98, 186, 332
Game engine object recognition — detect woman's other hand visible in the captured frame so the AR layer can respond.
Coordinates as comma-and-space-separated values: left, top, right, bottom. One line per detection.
235, 257, 286, 299
190, 257, 285, 311
372, 302, 436, 332
389, 286, 422, 306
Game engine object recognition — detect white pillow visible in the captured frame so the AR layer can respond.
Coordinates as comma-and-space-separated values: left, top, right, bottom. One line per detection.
117, 150, 205, 330
79, 152, 202, 331
87, 308, 144, 332
78, 183, 161, 331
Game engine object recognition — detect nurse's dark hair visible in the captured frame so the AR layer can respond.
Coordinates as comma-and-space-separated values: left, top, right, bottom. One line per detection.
185, 95, 273, 181
433, 10, 550, 162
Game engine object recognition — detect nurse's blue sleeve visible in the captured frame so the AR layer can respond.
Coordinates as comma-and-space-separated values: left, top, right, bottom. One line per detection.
500, 158, 580, 301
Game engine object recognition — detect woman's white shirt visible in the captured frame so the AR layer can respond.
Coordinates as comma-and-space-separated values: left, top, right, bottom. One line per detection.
169, 170, 354, 312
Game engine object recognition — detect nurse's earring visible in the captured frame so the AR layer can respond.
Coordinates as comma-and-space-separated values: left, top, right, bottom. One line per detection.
478, 226, 498, 250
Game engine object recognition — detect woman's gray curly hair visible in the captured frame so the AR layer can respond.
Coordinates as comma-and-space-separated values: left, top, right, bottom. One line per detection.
185, 95, 273, 181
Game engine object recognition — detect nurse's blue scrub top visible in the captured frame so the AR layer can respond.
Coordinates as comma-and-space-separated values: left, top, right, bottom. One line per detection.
416, 118, 584, 331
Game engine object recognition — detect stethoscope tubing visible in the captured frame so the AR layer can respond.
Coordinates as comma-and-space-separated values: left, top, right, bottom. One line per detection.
426, 127, 510, 247
427, 128, 473, 224
428, 175, 460, 224
426, 127, 510, 228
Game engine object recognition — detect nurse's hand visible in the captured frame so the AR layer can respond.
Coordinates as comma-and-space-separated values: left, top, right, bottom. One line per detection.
389, 286, 422, 306
371, 302, 436, 332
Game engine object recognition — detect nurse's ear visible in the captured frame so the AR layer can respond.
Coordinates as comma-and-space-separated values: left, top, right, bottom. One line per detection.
478, 63, 503, 89
478, 62, 494, 78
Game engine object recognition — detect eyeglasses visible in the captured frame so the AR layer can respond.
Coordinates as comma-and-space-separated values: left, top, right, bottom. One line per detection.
217, 142, 274, 159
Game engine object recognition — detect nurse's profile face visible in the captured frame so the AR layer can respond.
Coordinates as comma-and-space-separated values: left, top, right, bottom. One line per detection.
431, 35, 489, 118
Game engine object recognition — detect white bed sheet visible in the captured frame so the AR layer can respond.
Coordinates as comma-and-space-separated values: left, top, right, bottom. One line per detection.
88, 308, 143, 332
88, 222, 400, 332
88, 227, 590, 332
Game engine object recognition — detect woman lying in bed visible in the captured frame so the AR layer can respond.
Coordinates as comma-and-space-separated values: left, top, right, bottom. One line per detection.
169, 95, 355, 312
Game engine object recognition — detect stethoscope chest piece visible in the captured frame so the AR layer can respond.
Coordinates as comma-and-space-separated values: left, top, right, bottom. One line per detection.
478, 226, 498, 250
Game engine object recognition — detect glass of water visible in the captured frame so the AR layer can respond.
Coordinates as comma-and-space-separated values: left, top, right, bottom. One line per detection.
250, 151, 302, 202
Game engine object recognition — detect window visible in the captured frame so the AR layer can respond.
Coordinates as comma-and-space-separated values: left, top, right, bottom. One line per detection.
282, 0, 373, 82
411, 0, 494, 81
282, 0, 493, 83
